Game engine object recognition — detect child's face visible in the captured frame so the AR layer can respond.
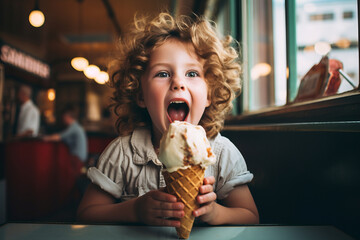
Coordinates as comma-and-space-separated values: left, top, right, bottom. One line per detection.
139, 39, 210, 145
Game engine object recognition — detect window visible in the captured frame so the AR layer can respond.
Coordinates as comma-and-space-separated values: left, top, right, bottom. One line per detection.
296, 0, 359, 98
216, 0, 359, 116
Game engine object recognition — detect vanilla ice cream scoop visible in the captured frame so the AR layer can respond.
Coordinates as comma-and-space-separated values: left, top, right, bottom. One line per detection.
159, 121, 216, 172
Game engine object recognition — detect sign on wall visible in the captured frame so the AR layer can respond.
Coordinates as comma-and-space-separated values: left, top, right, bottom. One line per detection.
0, 43, 50, 79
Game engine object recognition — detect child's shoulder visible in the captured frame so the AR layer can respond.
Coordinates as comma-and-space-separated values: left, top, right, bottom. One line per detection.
101, 127, 152, 157
209, 132, 243, 159
210, 132, 237, 149
98, 136, 126, 161
105, 134, 130, 149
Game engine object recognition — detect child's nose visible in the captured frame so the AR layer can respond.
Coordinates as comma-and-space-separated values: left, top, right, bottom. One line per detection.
171, 76, 186, 91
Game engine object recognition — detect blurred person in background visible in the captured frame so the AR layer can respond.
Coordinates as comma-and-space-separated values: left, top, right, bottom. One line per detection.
43, 105, 88, 164
16, 84, 40, 138
43, 104, 89, 196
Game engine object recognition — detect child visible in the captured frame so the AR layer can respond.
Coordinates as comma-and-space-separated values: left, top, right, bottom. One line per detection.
77, 12, 259, 226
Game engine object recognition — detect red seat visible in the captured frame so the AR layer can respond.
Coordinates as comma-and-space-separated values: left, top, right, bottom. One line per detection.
5, 140, 81, 220
5, 136, 114, 221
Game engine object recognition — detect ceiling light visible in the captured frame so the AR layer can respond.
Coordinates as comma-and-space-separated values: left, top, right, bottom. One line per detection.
71, 0, 87, 72
94, 71, 109, 84
29, 10, 45, 27
29, 0, 45, 27
71, 57, 89, 71
84, 65, 100, 79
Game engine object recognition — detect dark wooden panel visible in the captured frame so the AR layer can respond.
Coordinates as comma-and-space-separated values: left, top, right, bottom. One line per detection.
221, 128, 360, 239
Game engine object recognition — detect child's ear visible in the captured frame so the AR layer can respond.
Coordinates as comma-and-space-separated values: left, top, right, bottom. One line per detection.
136, 92, 146, 108
206, 98, 211, 107
206, 92, 211, 107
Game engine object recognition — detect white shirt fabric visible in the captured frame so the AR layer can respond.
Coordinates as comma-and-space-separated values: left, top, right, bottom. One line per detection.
17, 100, 40, 137
87, 127, 253, 202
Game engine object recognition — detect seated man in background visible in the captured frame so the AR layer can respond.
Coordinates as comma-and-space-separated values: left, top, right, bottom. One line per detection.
43, 105, 89, 198
43, 105, 88, 165
16, 84, 40, 138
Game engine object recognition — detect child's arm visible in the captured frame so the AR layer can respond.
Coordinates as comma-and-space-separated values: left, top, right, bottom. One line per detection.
77, 183, 184, 227
193, 176, 259, 225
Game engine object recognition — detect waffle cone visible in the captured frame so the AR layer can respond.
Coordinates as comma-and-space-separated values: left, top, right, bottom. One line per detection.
162, 165, 205, 239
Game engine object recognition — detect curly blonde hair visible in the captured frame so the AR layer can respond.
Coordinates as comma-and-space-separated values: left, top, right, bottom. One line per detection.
108, 12, 241, 138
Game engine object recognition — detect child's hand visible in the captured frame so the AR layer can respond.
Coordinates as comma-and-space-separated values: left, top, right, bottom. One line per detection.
193, 176, 218, 223
135, 189, 184, 227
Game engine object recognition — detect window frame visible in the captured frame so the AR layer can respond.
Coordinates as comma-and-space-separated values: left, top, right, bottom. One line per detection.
223, 0, 360, 127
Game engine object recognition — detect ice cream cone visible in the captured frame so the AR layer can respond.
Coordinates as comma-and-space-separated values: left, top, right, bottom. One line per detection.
162, 164, 205, 239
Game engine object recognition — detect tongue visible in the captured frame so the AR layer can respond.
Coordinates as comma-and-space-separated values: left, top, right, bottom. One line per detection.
168, 105, 187, 122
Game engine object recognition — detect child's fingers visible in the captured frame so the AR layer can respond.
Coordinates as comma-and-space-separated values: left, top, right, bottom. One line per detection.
203, 176, 215, 185
151, 190, 177, 202
199, 183, 213, 194
153, 209, 185, 218
197, 192, 217, 204
154, 200, 184, 210
193, 202, 213, 217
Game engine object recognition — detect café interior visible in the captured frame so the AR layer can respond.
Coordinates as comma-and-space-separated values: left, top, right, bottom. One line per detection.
0, 0, 359, 239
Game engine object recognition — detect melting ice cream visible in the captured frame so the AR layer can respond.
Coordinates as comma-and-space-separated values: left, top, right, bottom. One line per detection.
159, 121, 216, 172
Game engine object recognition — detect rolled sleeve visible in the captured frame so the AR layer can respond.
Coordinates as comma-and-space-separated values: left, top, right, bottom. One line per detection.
87, 167, 123, 198
213, 137, 253, 200
87, 137, 124, 198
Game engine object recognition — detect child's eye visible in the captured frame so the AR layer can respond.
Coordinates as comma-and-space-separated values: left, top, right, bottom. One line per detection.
155, 71, 170, 78
186, 71, 199, 77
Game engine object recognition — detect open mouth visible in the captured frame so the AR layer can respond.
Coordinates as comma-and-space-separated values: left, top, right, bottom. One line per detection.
167, 101, 189, 123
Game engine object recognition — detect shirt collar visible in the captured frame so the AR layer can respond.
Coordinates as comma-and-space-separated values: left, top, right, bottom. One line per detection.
130, 127, 162, 166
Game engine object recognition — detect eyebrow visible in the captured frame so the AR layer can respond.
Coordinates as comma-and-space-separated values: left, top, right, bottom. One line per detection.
148, 62, 203, 70
185, 62, 203, 69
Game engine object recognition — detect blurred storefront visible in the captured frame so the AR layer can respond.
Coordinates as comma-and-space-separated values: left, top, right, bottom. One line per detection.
0, 41, 51, 141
